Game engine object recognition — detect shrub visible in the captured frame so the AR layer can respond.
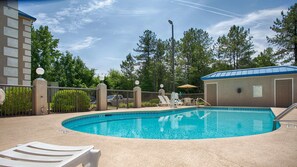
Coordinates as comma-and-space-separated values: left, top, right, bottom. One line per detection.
117, 100, 159, 108
0, 87, 32, 116
51, 90, 90, 113
141, 102, 158, 107
118, 102, 134, 108
118, 101, 158, 108
149, 98, 159, 104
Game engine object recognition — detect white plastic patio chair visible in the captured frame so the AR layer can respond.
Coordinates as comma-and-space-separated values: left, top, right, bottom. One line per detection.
163, 95, 171, 104
158, 95, 169, 106
164, 95, 183, 106
174, 93, 183, 106
0, 141, 101, 167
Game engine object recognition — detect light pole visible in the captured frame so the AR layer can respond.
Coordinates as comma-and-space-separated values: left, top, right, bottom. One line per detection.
168, 20, 175, 92
36, 66, 45, 78
135, 80, 140, 86
99, 74, 104, 83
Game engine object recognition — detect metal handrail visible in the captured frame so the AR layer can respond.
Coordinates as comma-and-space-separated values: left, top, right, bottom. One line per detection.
273, 103, 297, 130
48, 86, 96, 91
196, 98, 211, 107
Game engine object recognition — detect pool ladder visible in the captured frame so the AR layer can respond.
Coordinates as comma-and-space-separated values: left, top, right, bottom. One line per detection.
273, 103, 297, 130
196, 98, 211, 107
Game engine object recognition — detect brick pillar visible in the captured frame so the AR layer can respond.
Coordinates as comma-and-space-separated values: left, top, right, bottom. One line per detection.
158, 89, 165, 96
133, 86, 141, 108
96, 83, 107, 111
33, 78, 48, 115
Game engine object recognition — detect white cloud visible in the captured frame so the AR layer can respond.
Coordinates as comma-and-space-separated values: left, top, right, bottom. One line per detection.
67, 36, 102, 51
82, 18, 93, 23
173, 0, 242, 18
207, 7, 286, 54
207, 8, 283, 36
82, 0, 114, 13
56, 8, 72, 17
57, 0, 114, 17
34, 13, 66, 33
115, 8, 160, 16
104, 57, 123, 61
42, 0, 116, 33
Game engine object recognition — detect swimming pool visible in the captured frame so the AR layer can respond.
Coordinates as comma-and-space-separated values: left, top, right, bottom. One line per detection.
62, 107, 280, 140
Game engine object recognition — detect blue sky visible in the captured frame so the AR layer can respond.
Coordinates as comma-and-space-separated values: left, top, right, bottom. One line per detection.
19, 0, 295, 74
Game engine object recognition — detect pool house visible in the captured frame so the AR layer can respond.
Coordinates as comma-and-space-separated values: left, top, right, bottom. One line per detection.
201, 66, 297, 107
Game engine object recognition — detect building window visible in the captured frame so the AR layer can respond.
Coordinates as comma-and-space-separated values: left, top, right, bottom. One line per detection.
253, 85, 262, 97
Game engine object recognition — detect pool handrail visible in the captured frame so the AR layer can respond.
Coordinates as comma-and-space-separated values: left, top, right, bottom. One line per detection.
196, 98, 211, 107
273, 103, 297, 130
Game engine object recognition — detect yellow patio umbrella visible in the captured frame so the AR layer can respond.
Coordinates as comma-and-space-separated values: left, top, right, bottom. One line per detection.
177, 84, 197, 94
177, 84, 197, 89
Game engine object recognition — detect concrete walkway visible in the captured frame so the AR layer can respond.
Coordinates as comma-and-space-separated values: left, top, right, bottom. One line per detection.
0, 107, 297, 167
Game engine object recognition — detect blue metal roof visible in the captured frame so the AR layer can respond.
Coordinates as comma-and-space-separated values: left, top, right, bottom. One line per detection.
201, 66, 297, 80
18, 10, 36, 21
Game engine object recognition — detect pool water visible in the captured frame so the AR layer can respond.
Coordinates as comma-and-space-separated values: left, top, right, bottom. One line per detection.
62, 107, 280, 140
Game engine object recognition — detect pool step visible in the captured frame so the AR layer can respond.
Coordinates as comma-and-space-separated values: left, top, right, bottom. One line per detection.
279, 120, 297, 128
285, 123, 297, 128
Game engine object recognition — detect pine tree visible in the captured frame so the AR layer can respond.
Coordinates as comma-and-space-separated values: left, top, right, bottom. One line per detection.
253, 47, 277, 67
120, 53, 136, 89
267, 3, 297, 65
216, 25, 255, 69
178, 28, 213, 92
133, 30, 157, 91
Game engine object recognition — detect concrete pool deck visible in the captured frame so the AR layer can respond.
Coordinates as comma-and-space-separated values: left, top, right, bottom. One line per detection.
0, 106, 297, 167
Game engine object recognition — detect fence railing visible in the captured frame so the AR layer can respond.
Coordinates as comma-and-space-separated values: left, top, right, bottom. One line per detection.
47, 86, 96, 113
0, 84, 33, 117
142, 91, 160, 107
107, 89, 134, 110
0, 83, 204, 116
178, 93, 204, 99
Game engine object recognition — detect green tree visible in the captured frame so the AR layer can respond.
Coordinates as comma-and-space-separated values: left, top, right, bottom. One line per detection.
154, 39, 167, 91
163, 38, 179, 92
216, 25, 255, 69
53, 51, 97, 87
120, 53, 136, 89
31, 26, 61, 81
134, 30, 157, 91
211, 59, 232, 72
253, 47, 277, 67
105, 69, 128, 90
178, 28, 213, 92
73, 57, 97, 87
267, 3, 297, 65
32, 26, 98, 87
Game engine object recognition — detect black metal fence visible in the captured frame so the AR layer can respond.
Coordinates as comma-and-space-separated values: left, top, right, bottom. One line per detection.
0, 84, 33, 117
142, 91, 160, 107
179, 93, 204, 99
47, 86, 96, 113
0, 83, 205, 116
107, 89, 134, 110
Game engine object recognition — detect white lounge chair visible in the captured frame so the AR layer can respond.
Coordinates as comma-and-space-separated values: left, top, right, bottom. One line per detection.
163, 95, 171, 104
174, 93, 183, 106
164, 95, 183, 106
158, 95, 169, 106
0, 141, 100, 167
